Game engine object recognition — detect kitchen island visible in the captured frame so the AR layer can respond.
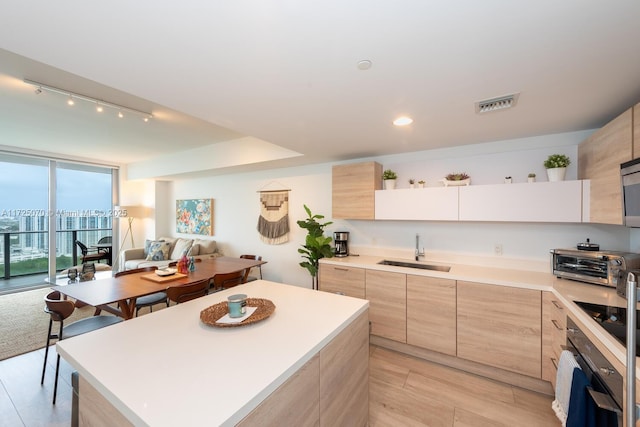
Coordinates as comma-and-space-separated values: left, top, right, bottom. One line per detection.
56, 281, 369, 426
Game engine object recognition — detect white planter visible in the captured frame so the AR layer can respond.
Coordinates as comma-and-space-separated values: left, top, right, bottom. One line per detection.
409, 183, 415, 189
383, 179, 396, 190
418, 183, 425, 189
546, 167, 567, 182
528, 177, 536, 183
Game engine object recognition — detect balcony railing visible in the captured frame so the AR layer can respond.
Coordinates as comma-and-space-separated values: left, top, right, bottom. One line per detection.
0, 228, 112, 280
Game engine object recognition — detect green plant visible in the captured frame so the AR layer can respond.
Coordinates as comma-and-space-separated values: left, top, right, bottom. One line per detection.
408, 178, 415, 184
528, 173, 536, 178
445, 172, 470, 181
297, 205, 334, 289
418, 180, 425, 184
382, 169, 398, 180
543, 154, 571, 169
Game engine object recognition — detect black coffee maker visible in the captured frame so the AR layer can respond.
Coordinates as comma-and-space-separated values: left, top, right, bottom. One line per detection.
334, 232, 349, 257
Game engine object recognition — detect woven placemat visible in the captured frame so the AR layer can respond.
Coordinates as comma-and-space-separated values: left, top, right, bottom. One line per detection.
200, 298, 275, 328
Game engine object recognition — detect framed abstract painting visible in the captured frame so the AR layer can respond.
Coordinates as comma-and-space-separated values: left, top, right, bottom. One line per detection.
176, 199, 213, 235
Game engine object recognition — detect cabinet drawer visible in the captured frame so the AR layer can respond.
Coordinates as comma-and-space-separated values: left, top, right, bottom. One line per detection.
319, 264, 365, 299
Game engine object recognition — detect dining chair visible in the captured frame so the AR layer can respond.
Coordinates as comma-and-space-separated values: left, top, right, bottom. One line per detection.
75, 240, 109, 264
211, 270, 247, 293
239, 255, 263, 282
114, 266, 168, 316
41, 291, 122, 404
166, 279, 209, 305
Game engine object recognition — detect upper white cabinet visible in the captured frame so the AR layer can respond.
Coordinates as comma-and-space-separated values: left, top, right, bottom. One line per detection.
374, 180, 590, 223
375, 187, 459, 221
459, 180, 590, 222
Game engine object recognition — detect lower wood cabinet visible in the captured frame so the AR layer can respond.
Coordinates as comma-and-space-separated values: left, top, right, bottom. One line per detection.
407, 275, 456, 356
366, 269, 406, 343
318, 264, 365, 299
457, 281, 542, 378
542, 292, 566, 387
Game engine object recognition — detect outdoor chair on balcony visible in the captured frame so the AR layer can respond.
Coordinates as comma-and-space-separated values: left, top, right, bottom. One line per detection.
75, 240, 110, 264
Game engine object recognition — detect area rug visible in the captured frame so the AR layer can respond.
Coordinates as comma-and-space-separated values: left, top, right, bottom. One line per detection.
0, 287, 95, 361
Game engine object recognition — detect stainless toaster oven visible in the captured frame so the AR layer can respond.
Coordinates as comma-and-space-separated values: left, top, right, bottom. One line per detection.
551, 248, 640, 287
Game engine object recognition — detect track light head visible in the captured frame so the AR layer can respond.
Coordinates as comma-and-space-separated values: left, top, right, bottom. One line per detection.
67, 95, 75, 106
118, 111, 124, 118
96, 102, 103, 113
34, 87, 42, 95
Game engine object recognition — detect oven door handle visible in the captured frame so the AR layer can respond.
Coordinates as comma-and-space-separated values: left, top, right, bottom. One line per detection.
586, 386, 622, 414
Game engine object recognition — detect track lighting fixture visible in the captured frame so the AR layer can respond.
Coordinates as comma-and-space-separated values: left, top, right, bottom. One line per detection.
24, 78, 153, 122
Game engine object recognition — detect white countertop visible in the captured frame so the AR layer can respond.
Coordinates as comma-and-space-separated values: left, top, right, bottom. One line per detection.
56, 281, 369, 426
321, 254, 639, 375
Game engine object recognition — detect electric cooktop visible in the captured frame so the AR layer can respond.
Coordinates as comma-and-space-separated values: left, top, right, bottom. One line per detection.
574, 301, 640, 355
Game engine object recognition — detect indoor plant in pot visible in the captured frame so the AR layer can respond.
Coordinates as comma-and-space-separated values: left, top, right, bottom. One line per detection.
382, 169, 398, 190
544, 154, 570, 182
297, 204, 334, 290
441, 172, 470, 187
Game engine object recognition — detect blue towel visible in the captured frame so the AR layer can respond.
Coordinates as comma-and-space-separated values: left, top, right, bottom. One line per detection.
566, 368, 618, 427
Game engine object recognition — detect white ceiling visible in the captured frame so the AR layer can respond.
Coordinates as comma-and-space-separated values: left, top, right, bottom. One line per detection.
1, 1, 640, 178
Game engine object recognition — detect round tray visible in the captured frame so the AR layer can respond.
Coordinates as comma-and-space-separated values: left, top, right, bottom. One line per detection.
200, 298, 275, 328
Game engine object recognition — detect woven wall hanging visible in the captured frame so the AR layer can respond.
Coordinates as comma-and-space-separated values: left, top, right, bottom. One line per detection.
257, 190, 290, 244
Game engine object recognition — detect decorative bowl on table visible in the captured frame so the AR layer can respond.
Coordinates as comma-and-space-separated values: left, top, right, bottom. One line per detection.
155, 268, 177, 277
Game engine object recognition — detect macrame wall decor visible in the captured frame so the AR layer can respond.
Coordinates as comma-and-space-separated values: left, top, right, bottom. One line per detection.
257, 187, 290, 245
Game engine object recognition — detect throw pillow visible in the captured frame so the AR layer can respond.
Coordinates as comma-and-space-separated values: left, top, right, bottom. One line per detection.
145, 241, 171, 261
170, 238, 193, 260
144, 239, 165, 257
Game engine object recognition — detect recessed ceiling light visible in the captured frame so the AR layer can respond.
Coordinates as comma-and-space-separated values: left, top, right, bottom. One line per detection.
393, 116, 413, 126
357, 60, 372, 70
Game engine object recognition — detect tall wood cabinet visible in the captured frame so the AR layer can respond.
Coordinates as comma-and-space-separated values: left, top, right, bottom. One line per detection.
457, 281, 542, 378
365, 270, 406, 343
578, 107, 633, 225
407, 275, 457, 356
332, 161, 382, 219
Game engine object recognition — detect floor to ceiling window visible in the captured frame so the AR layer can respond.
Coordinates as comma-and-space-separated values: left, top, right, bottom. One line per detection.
0, 153, 116, 289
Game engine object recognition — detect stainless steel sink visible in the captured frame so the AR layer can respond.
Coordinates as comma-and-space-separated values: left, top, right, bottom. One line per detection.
377, 260, 451, 272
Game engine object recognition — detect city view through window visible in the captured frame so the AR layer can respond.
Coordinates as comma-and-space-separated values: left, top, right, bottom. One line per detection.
0, 155, 114, 282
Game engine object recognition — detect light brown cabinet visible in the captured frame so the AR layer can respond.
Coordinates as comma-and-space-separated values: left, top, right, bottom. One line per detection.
332, 161, 382, 219
542, 292, 566, 388
366, 269, 406, 343
578, 107, 633, 225
318, 264, 365, 299
457, 281, 542, 378
634, 103, 640, 156
407, 275, 456, 356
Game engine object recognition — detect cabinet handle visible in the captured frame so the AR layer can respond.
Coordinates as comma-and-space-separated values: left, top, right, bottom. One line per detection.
551, 319, 563, 330
334, 267, 349, 272
552, 300, 563, 310
551, 357, 558, 370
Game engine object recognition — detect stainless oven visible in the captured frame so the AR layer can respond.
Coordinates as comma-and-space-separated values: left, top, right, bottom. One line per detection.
621, 158, 640, 227
566, 317, 622, 425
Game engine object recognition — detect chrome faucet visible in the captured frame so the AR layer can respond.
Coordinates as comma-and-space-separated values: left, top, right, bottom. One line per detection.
415, 234, 425, 261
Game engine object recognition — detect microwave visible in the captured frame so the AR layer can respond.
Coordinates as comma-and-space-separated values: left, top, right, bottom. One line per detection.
621, 158, 640, 227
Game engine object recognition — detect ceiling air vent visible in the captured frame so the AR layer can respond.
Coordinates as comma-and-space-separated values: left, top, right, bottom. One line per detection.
475, 93, 519, 114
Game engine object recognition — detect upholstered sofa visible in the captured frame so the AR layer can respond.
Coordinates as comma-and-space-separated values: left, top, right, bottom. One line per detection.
121, 237, 222, 270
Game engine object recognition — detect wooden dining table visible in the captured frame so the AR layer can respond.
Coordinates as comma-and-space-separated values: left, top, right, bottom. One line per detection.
51, 256, 266, 320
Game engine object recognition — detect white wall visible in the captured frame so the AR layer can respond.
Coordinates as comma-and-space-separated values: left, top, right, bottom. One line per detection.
142, 130, 632, 289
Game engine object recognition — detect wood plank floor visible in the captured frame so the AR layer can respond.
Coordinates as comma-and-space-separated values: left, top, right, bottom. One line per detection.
0, 344, 559, 426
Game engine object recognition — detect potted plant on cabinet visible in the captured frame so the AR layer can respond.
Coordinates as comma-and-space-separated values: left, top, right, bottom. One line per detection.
544, 154, 570, 182
528, 173, 536, 183
382, 169, 398, 190
408, 178, 415, 189
418, 180, 425, 189
441, 172, 471, 187
297, 205, 334, 290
